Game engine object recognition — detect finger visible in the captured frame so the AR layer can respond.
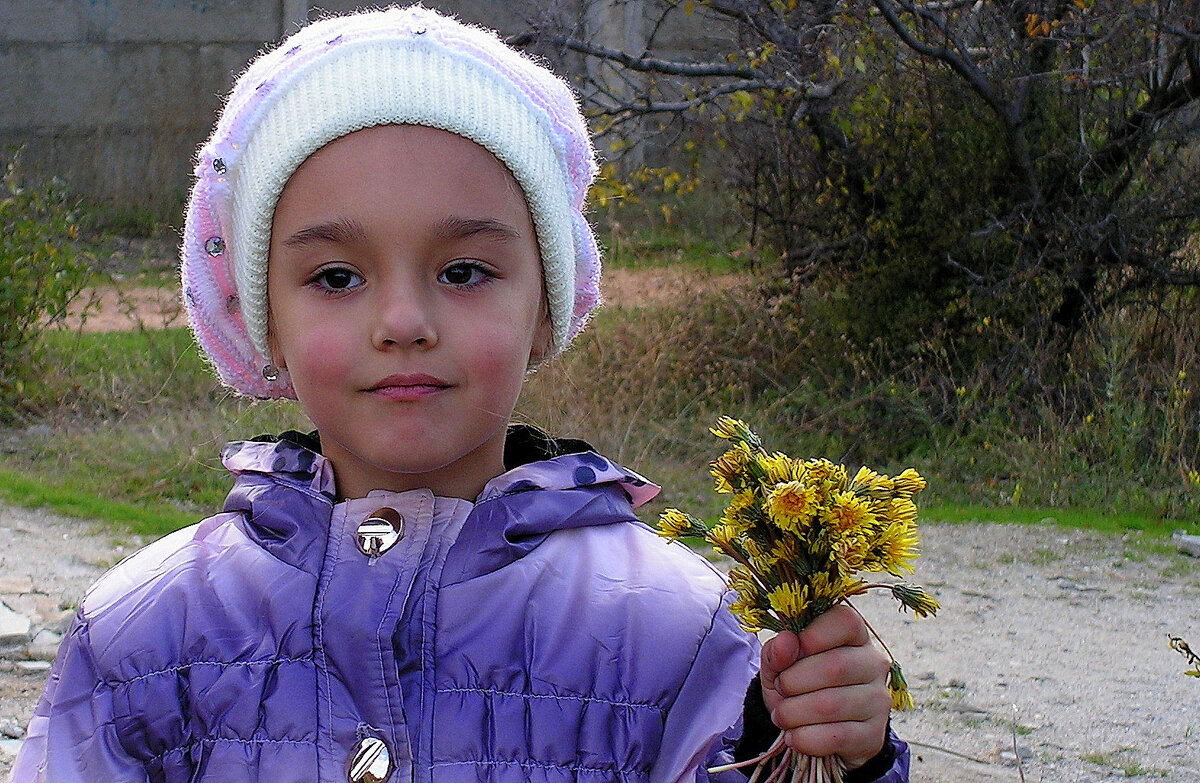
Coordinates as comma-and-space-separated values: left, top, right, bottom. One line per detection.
770, 680, 892, 730
759, 630, 801, 692
773, 642, 891, 698
795, 604, 870, 658
782, 716, 888, 770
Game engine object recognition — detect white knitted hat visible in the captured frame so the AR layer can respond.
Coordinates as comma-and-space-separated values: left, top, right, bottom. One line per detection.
182, 6, 601, 398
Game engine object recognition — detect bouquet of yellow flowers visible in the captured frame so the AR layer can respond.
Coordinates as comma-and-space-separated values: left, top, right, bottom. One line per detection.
657, 417, 939, 783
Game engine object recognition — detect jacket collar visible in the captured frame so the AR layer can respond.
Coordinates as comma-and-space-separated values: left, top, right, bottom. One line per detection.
217, 429, 661, 579
220, 426, 659, 508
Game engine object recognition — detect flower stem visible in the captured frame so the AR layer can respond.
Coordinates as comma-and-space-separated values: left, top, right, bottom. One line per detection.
706, 732, 786, 774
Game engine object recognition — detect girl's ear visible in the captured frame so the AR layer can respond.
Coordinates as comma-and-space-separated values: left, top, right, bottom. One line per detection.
528, 313, 554, 367
266, 315, 288, 371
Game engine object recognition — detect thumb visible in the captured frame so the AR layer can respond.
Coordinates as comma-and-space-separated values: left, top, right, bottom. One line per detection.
760, 630, 801, 695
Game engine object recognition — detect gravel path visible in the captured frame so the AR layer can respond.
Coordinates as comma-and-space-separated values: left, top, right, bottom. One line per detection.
1, 504, 1198, 781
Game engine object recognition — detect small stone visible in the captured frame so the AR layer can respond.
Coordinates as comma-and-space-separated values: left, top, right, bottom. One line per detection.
1173, 530, 1200, 557
1, 723, 24, 740
0, 738, 24, 758
27, 628, 62, 661
16, 660, 51, 672
0, 574, 33, 594
997, 746, 1033, 766
40, 610, 76, 635
0, 601, 31, 647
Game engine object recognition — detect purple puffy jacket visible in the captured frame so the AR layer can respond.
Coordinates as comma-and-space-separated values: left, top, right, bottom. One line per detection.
11, 431, 908, 782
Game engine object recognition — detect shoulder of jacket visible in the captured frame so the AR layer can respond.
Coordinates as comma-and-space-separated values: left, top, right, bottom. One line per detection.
79, 511, 252, 619
545, 518, 732, 606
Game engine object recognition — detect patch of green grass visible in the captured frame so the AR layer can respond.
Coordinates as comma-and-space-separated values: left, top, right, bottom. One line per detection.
1, 399, 310, 536
25, 327, 212, 416
1080, 750, 1168, 777
1032, 547, 1063, 565
1161, 558, 1200, 579
0, 466, 192, 538
595, 191, 755, 272
922, 502, 1179, 539
3, 327, 310, 536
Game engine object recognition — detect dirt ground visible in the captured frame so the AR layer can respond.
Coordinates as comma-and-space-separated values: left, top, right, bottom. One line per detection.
2, 504, 1198, 781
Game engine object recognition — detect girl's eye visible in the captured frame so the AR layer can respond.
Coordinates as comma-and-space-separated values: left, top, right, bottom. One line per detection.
438, 261, 493, 288
312, 267, 363, 292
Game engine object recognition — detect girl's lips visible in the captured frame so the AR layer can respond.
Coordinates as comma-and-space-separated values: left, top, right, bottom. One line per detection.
366, 374, 451, 400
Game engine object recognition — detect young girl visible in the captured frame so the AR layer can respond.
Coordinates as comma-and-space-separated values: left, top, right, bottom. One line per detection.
11, 7, 908, 782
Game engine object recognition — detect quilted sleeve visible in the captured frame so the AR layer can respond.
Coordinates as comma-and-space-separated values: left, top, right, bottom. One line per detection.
845, 730, 911, 783
648, 589, 760, 783
8, 613, 148, 783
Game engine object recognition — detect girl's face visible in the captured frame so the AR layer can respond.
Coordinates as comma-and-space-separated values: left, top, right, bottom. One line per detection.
267, 124, 551, 501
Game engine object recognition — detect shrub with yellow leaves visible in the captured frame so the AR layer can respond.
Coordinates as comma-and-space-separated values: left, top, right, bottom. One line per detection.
658, 417, 939, 782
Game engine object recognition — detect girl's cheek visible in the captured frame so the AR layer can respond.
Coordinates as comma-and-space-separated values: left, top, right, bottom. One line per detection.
275, 320, 356, 378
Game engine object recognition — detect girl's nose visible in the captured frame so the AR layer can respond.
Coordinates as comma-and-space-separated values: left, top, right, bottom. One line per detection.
371, 283, 438, 350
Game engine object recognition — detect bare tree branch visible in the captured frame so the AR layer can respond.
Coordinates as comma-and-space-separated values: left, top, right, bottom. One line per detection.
510, 29, 762, 79
871, 0, 1011, 123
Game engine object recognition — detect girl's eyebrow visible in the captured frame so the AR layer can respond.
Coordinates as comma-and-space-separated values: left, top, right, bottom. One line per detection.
283, 217, 367, 248
434, 215, 522, 242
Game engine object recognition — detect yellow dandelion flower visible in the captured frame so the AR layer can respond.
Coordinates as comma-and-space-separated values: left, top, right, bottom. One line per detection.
710, 416, 750, 441
729, 594, 757, 618
705, 523, 740, 554
872, 519, 920, 575
892, 468, 927, 497
710, 443, 752, 493
733, 607, 772, 633
831, 534, 870, 574
728, 489, 756, 514
892, 582, 940, 618
889, 662, 914, 711
851, 466, 894, 499
728, 569, 760, 599
717, 509, 751, 540
742, 536, 779, 569
804, 459, 848, 493
765, 481, 819, 534
657, 508, 705, 540
878, 497, 918, 526
825, 492, 875, 535
770, 534, 802, 565
808, 571, 861, 602
757, 452, 800, 484
767, 582, 810, 620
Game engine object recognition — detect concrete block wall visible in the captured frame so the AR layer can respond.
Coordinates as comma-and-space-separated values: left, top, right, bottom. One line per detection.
0, 0, 723, 213
0, 0, 298, 212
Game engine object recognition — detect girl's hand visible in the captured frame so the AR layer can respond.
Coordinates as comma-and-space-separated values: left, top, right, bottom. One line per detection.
758, 604, 892, 771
